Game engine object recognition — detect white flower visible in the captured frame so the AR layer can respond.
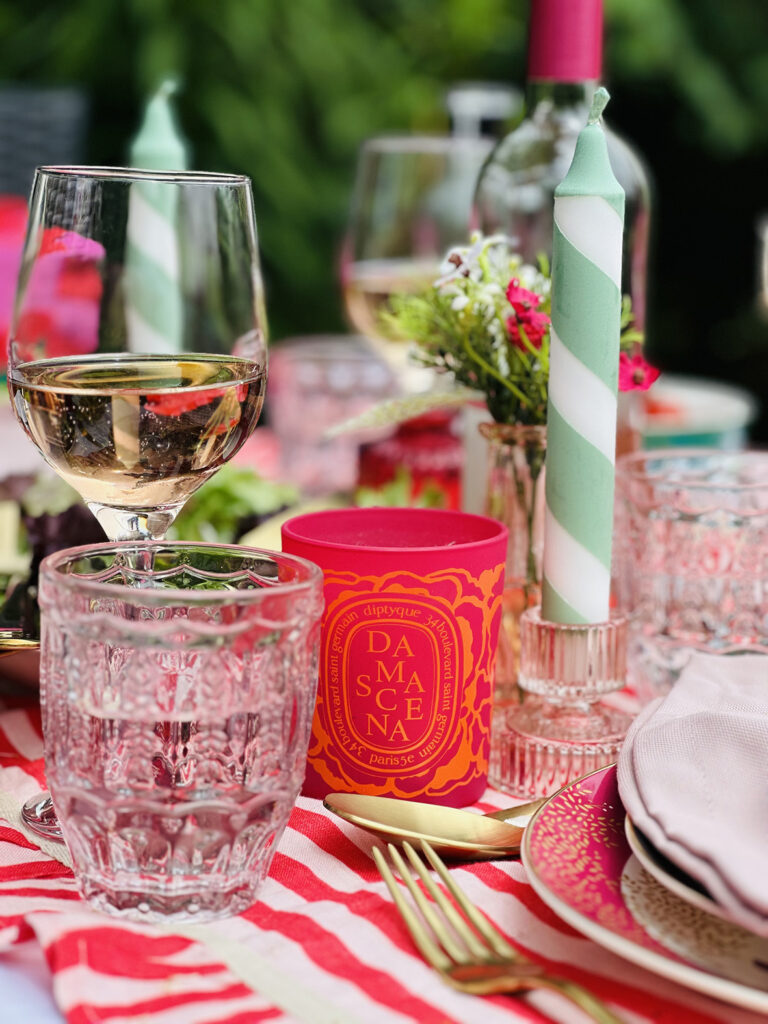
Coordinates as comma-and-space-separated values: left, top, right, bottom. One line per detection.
436, 233, 517, 288
481, 282, 504, 297
488, 318, 506, 344
451, 293, 469, 311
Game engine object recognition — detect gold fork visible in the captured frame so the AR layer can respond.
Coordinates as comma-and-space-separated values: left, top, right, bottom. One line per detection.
373, 839, 624, 1024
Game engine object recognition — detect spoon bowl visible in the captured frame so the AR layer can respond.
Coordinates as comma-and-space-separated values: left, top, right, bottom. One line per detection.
323, 792, 546, 859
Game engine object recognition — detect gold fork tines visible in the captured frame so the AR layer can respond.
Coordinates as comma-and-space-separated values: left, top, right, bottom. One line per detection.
373, 839, 624, 1024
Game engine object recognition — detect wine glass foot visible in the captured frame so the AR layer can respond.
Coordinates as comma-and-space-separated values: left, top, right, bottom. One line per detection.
21, 792, 64, 842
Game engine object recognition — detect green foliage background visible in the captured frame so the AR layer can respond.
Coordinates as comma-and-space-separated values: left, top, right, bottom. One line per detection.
2, 0, 768, 429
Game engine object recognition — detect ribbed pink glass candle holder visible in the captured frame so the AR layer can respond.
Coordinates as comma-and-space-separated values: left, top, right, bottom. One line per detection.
489, 606, 632, 798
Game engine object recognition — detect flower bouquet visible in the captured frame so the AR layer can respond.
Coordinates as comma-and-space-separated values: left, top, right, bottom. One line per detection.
382, 232, 655, 425
377, 232, 657, 693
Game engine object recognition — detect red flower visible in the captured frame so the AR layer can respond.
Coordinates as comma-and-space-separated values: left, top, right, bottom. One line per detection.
506, 278, 541, 314
144, 391, 221, 417
618, 352, 660, 392
505, 277, 550, 351
55, 260, 103, 301
506, 309, 549, 351
145, 383, 247, 433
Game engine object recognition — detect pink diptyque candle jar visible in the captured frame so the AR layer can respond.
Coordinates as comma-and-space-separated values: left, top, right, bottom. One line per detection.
281, 507, 508, 806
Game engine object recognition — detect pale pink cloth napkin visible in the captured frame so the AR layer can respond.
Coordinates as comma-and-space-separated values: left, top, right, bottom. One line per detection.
618, 651, 768, 936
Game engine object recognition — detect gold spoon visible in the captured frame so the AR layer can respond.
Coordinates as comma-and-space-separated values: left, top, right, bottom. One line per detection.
323, 792, 546, 860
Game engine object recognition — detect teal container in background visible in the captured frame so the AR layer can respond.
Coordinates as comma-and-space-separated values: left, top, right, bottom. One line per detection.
636, 376, 758, 450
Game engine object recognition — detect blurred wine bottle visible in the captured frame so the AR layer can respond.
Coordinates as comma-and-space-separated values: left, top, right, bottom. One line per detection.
473, 0, 651, 334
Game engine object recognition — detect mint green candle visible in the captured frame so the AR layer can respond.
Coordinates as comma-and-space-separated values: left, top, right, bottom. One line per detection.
541, 88, 625, 625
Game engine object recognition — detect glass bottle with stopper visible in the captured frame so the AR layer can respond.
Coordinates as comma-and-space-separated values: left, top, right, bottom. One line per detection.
473, 0, 650, 333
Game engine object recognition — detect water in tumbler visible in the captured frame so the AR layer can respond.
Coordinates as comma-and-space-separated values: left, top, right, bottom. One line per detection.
39, 543, 323, 923
45, 645, 308, 921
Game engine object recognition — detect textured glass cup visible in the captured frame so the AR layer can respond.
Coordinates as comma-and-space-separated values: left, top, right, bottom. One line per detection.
268, 335, 394, 495
614, 450, 768, 702
38, 541, 323, 923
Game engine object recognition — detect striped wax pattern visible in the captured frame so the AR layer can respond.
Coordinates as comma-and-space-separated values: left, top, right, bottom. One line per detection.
541, 191, 624, 624
125, 182, 183, 354
0, 703, 757, 1024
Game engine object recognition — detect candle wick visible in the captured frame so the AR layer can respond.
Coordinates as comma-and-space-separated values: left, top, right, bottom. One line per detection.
588, 86, 610, 125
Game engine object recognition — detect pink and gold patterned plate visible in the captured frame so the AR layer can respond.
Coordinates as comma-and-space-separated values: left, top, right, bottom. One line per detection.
522, 764, 768, 1013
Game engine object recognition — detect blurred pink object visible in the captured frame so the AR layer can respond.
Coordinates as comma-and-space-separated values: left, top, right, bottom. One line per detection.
231, 425, 282, 480
0, 196, 28, 369
268, 335, 394, 495
12, 226, 105, 365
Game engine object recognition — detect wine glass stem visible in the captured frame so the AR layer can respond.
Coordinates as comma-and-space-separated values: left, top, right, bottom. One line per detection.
88, 503, 183, 544
88, 503, 184, 573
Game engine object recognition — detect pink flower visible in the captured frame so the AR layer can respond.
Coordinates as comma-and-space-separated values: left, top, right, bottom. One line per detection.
506, 278, 541, 314
618, 352, 660, 392
505, 277, 550, 351
12, 227, 105, 364
37, 226, 105, 261
506, 309, 549, 351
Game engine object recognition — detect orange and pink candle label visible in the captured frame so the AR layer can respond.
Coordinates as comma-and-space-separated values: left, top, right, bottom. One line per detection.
302, 564, 504, 805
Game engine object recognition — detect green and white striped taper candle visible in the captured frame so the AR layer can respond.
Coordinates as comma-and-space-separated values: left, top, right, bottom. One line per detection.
541, 88, 624, 625
125, 80, 189, 354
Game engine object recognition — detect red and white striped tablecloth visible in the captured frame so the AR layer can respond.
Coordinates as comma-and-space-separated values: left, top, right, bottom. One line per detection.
0, 701, 761, 1024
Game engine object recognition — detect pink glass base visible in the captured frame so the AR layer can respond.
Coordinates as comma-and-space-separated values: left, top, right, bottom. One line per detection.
489, 606, 633, 798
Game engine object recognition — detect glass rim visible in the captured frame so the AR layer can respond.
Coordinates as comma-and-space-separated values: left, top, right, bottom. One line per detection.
282, 506, 508, 554
358, 134, 494, 155
479, 421, 547, 443
40, 540, 323, 603
616, 447, 768, 491
34, 165, 251, 186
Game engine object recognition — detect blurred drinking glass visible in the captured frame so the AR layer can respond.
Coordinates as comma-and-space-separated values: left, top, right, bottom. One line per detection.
268, 335, 394, 495
341, 134, 491, 394
614, 450, 768, 703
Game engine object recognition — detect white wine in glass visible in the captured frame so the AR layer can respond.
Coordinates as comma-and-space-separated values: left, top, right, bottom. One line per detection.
10, 353, 265, 540
342, 257, 439, 343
